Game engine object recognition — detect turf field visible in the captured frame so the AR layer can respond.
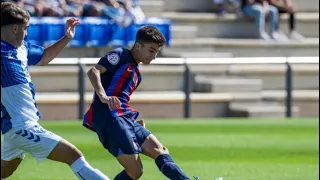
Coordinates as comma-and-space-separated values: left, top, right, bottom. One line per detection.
3, 118, 319, 180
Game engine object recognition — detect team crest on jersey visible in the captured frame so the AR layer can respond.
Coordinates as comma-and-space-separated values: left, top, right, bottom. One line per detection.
107, 53, 120, 65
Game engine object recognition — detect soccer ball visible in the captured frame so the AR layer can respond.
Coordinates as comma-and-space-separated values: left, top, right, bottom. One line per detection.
215, 177, 223, 180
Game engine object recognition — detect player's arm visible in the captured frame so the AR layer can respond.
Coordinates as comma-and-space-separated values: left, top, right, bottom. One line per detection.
87, 65, 107, 98
87, 64, 121, 109
36, 18, 80, 66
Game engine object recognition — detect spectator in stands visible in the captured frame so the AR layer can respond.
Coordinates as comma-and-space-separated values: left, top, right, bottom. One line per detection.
241, 0, 283, 40
128, 0, 146, 23
42, 0, 65, 16
108, 0, 133, 27
62, 0, 84, 17
268, 0, 304, 40
213, 0, 242, 17
82, 0, 100, 16
213, 0, 226, 16
82, 0, 127, 25
10, 0, 45, 17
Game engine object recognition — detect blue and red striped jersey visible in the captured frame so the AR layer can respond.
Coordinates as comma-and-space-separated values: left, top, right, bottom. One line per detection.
83, 48, 141, 131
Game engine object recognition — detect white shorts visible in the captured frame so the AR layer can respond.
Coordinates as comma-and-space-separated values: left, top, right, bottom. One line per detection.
1, 123, 62, 162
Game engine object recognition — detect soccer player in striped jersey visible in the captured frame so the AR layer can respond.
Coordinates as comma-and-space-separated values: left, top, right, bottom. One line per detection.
84, 26, 191, 180
1, 2, 110, 180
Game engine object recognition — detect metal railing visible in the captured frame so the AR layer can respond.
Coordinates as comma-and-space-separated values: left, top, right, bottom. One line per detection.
49, 56, 319, 119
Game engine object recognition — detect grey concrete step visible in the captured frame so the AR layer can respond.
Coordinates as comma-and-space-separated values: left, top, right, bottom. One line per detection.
161, 12, 319, 38
165, 38, 319, 57
140, 0, 164, 16
281, 0, 319, 12
171, 25, 198, 39
163, 51, 233, 58
194, 76, 263, 93
261, 90, 319, 117
162, 0, 319, 12
226, 64, 320, 90
229, 103, 300, 117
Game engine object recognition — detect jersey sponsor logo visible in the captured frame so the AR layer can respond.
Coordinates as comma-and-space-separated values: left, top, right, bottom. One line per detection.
107, 53, 120, 65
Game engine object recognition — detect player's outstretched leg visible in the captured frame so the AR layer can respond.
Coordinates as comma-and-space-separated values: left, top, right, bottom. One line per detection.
47, 138, 110, 180
1, 158, 23, 179
1, 128, 25, 179
141, 134, 190, 180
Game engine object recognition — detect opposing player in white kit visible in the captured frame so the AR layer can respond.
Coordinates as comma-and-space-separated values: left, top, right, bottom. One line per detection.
1, 2, 110, 180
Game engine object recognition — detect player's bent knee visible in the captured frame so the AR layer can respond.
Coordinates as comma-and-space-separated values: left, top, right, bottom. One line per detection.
60, 139, 83, 165
157, 146, 169, 155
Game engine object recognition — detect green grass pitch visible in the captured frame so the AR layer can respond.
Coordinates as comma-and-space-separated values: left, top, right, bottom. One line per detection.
2, 118, 319, 180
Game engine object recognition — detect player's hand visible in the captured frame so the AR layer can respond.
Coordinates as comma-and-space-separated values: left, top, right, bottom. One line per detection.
100, 95, 122, 110
137, 119, 146, 128
65, 18, 80, 39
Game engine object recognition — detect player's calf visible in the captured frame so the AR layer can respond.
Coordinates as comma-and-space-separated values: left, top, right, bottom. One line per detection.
114, 169, 143, 180
155, 154, 190, 180
142, 134, 190, 180
115, 154, 144, 180
47, 138, 110, 180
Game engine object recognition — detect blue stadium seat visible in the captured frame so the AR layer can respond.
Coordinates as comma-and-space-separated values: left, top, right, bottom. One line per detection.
127, 18, 171, 46
25, 17, 170, 48
25, 17, 43, 46
83, 17, 112, 47
110, 23, 129, 47
62, 17, 87, 47
41, 17, 65, 47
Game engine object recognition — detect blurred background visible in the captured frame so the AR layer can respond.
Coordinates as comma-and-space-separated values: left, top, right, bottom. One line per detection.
1, 1, 319, 179
2, 0, 319, 120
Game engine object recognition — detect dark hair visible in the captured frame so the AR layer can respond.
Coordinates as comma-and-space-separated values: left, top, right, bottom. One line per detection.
1, 2, 30, 27
135, 25, 166, 46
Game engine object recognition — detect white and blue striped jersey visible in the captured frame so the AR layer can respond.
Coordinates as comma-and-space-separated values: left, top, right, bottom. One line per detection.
1, 40, 44, 134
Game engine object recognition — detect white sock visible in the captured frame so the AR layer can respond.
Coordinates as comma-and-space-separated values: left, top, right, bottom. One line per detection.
2, 178, 7, 180
70, 156, 110, 180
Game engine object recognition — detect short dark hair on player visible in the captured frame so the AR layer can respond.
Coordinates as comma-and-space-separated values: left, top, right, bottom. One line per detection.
1, 2, 30, 27
135, 25, 166, 46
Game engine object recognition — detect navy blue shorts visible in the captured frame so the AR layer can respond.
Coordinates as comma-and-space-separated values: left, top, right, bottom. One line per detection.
91, 103, 151, 157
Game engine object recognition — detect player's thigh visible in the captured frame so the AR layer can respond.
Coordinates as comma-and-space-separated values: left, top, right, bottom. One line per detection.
1, 135, 26, 162
13, 124, 81, 165
133, 120, 151, 147
116, 154, 143, 179
141, 134, 169, 160
47, 138, 83, 166
105, 116, 142, 157
1, 158, 23, 178
12, 124, 62, 163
